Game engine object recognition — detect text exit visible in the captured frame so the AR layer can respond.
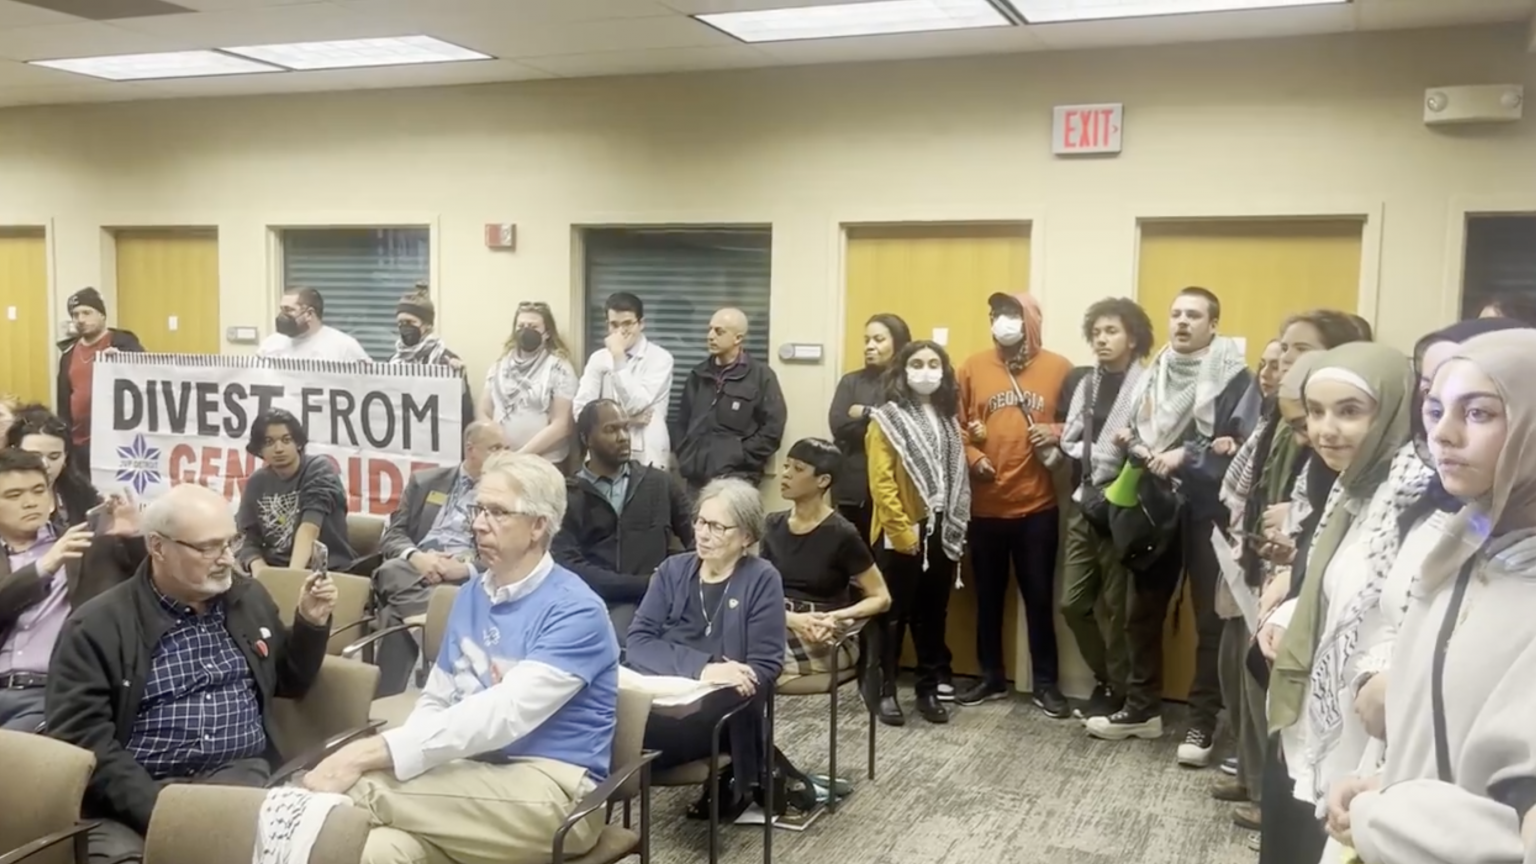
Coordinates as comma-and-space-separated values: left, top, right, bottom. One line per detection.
1052, 103, 1124, 156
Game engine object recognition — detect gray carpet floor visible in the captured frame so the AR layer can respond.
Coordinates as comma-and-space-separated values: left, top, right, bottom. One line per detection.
639, 687, 1260, 864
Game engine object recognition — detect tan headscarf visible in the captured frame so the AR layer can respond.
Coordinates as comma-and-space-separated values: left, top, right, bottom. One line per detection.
1278, 349, 1324, 403
1416, 329, 1536, 594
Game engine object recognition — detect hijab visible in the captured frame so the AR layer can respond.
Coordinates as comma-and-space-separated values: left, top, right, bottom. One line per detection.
1410, 318, 1528, 465
1416, 329, 1536, 594
1270, 342, 1413, 733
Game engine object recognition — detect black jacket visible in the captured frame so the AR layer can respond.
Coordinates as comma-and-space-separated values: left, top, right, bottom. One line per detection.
45, 568, 329, 835
827, 369, 886, 508
0, 534, 145, 645
553, 462, 695, 605
671, 354, 787, 486
56, 328, 146, 435
1174, 369, 1258, 524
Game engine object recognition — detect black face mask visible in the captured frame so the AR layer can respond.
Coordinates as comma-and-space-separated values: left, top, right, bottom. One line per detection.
398, 323, 423, 347
274, 314, 302, 337
516, 327, 544, 353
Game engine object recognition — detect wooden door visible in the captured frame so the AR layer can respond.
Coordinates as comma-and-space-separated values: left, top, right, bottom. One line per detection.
844, 222, 1032, 682
1137, 217, 1364, 699
0, 228, 52, 405
115, 229, 221, 354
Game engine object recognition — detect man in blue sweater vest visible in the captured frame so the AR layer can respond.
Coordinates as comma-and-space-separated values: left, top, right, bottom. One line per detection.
302, 452, 620, 864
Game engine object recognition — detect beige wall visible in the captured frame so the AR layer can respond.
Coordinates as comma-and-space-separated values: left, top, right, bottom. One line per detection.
2, 23, 1535, 469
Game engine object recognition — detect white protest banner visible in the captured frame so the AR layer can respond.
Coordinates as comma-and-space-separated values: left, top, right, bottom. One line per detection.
89, 354, 463, 517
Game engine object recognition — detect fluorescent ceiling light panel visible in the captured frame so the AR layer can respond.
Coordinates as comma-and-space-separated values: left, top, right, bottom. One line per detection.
697, 0, 1012, 43
1003, 0, 1348, 24
29, 50, 280, 81
223, 36, 491, 71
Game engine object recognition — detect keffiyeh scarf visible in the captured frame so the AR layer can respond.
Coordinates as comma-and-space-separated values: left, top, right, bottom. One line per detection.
253, 786, 352, 864
1302, 443, 1433, 799
1130, 337, 1248, 452
390, 333, 455, 367
1061, 363, 1146, 486
1220, 416, 1270, 518
871, 402, 971, 566
488, 349, 557, 420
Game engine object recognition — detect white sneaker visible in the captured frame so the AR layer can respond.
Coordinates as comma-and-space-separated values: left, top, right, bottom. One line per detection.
1084, 709, 1164, 741
1177, 728, 1214, 768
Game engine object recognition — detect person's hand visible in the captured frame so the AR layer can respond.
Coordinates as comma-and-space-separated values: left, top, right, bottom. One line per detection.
102, 346, 120, 355
39, 523, 93, 574
1113, 428, 1134, 446
447, 357, 465, 371
438, 558, 471, 584
302, 744, 366, 795
1262, 503, 1290, 536
1211, 436, 1237, 456
701, 661, 758, 696
798, 613, 838, 645
1259, 537, 1296, 566
408, 550, 442, 577
1258, 621, 1286, 661
1326, 774, 1381, 844
973, 457, 997, 482
297, 571, 337, 626
1149, 448, 1183, 478
847, 404, 867, 420
1028, 425, 1058, 449
967, 420, 987, 444
604, 331, 631, 359
1355, 673, 1389, 740
1259, 569, 1292, 619
631, 408, 653, 427
94, 491, 142, 536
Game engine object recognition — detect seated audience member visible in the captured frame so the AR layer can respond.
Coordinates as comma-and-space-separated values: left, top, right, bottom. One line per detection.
5, 404, 101, 524
301, 453, 620, 864
763, 438, 891, 678
237, 408, 356, 574
554, 399, 694, 640
0, 450, 145, 731
371, 420, 509, 696
46, 483, 334, 863
572, 292, 677, 470
259, 285, 371, 362
626, 478, 786, 820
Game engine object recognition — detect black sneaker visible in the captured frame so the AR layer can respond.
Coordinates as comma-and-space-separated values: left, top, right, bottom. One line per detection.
954, 679, 1009, 706
1177, 728, 1215, 768
1072, 683, 1124, 721
1032, 686, 1072, 719
1084, 706, 1164, 741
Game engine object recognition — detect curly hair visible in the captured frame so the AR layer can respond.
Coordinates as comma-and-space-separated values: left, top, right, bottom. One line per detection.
1081, 297, 1155, 361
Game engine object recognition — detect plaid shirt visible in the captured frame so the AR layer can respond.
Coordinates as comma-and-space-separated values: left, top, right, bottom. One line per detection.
125, 587, 268, 779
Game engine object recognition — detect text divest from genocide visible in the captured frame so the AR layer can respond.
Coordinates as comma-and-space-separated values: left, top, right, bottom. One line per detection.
89, 354, 464, 516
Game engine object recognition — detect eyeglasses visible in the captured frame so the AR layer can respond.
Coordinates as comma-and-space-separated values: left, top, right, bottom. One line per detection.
693, 516, 739, 537
469, 504, 529, 524
517, 301, 551, 312
167, 536, 237, 559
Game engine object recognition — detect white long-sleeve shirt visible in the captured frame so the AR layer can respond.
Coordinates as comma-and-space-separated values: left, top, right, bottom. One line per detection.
573, 337, 674, 469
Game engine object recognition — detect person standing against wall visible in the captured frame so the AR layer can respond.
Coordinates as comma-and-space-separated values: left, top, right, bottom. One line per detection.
258, 286, 370, 362
480, 301, 579, 466
672, 307, 787, 495
828, 313, 912, 543
573, 292, 676, 470
390, 286, 475, 429
56, 287, 144, 477
952, 293, 1073, 716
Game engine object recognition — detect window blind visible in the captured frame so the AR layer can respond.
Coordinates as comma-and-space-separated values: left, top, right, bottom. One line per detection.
281, 228, 430, 361
1461, 215, 1536, 316
583, 228, 773, 417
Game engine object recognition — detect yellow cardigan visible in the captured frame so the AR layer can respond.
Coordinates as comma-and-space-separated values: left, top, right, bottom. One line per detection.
865, 422, 926, 555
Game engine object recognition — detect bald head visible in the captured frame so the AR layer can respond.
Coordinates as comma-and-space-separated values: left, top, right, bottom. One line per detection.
144, 483, 239, 606
143, 482, 229, 538
707, 307, 748, 363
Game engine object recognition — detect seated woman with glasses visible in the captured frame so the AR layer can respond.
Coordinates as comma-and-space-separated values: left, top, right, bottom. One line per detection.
5, 404, 101, 526
625, 477, 786, 820
480, 301, 579, 466
235, 408, 356, 575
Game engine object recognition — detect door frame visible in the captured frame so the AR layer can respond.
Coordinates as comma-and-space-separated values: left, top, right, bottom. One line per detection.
1444, 195, 1536, 324
0, 216, 59, 401
1127, 198, 1386, 330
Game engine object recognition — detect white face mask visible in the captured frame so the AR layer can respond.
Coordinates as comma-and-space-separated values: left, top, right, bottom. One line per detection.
907, 367, 942, 396
991, 315, 1024, 346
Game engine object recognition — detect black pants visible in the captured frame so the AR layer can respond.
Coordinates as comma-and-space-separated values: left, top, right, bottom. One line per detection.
72, 441, 92, 479
838, 502, 873, 547
967, 511, 1060, 688
1122, 512, 1224, 729
874, 530, 954, 695
87, 757, 271, 863
1260, 734, 1326, 864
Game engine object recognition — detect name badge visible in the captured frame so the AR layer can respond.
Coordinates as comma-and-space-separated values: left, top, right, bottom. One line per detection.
426, 491, 449, 505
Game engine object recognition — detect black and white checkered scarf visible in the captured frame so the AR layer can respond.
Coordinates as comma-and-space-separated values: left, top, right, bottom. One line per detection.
871, 400, 970, 565
1061, 363, 1147, 486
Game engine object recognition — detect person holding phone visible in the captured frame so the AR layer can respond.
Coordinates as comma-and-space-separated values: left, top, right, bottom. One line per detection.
236, 408, 356, 575
46, 482, 335, 863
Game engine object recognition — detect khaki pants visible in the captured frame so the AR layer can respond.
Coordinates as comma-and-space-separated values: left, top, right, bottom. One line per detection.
349, 757, 602, 864
1057, 504, 1131, 692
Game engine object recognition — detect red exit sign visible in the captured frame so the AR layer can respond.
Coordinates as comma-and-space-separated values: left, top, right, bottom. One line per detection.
1052, 103, 1124, 156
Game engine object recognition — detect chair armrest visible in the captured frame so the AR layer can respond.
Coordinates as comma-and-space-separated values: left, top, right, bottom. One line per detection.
551, 753, 659, 861
0, 822, 99, 864
340, 623, 422, 659
267, 720, 386, 787
331, 617, 373, 640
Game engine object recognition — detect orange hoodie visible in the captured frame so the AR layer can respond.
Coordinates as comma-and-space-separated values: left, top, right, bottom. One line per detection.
957, 293, 1073, 519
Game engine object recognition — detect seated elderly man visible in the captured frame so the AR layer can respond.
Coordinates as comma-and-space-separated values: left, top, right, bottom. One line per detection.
372, 420, 509, 695
0, 448, 145, 731
46, 483, 336, 864
302, 452, 620, 864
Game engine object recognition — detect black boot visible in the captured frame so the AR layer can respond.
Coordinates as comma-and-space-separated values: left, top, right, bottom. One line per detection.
915, 691, 949, 724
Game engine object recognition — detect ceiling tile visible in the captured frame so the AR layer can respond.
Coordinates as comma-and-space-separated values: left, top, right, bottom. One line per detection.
448, 13, 735, 57
0, 0, 82, 27
1356, 0, 1533, 30
138, 56, 547, 94
337, 0, 676, 28
660, 0, 891, 12
111, 1, 401, 43
1027, 4, 1358, 49
758, 25, 1039, 64
0, 21, 190, 59
521, 43, 771, 76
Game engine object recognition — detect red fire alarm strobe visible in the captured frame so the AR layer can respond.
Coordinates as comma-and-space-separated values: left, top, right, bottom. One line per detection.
485, 224, 517, 250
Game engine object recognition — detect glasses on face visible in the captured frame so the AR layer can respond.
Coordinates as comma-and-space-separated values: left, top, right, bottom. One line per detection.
607, 319, 639, 332
518, 302, 551, 313
469, 503, 527, 524
693, 516, 738, 537
168, 536, 237, 559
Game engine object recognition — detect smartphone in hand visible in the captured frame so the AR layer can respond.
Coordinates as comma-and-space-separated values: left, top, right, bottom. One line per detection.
308, 541, 330, 575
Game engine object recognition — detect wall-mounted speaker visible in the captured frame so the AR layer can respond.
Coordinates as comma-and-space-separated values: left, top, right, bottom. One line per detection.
1423, 85, 1523, 126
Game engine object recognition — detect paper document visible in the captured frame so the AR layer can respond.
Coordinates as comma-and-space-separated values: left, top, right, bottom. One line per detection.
1210, 525, 1260, 632
618, 667, 729, 707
